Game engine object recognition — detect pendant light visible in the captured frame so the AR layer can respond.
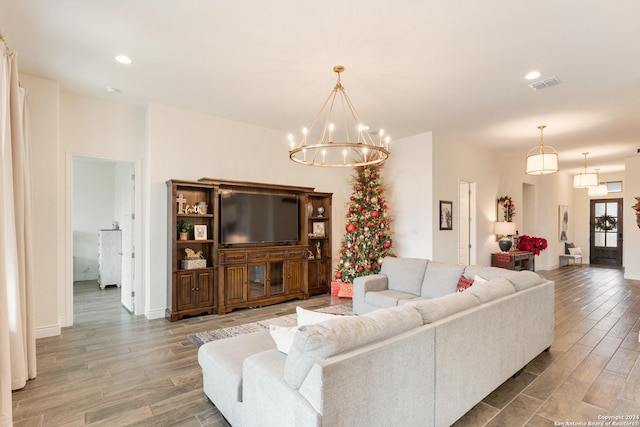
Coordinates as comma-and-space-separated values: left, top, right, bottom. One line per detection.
573, 152, 598, 188
525, 125, 559, 175
587, 168, 608, 196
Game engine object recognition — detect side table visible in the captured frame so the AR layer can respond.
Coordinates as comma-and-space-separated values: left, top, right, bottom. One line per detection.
491, 251, 535, 271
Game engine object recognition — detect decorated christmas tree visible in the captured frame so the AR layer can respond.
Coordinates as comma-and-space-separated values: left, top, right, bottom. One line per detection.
334, 165, 393, 284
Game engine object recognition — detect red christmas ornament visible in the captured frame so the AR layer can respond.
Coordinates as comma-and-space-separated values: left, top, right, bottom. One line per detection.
366, 221, 371, 227
366, 188, 372, 193
336, 271, 342, 279
368, 253, 374, 259
376, 246, 381, 250
379, 231, 385, 237
358, 266, 364, 272
371, 211, 379, 218
383, 241, 391, 249
370, 173, 376, 179
346, 223, 356, 233
350, 196, 355, 201
366, 264, 372, 270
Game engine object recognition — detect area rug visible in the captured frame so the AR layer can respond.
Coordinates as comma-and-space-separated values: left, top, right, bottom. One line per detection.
187, 302, 353, 348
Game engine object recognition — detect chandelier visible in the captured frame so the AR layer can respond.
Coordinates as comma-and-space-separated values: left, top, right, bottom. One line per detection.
288, 66, 390, 167
525, 125, 559, 175
573, 152, 598, 188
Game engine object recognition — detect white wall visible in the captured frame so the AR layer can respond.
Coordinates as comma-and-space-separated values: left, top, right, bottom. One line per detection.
72, 158, 116, 281
624, 156, 640, 279
146, 103, 352, 318
432, 133, 502, 265
385, 132, 433, 259
21, 74, 61, 338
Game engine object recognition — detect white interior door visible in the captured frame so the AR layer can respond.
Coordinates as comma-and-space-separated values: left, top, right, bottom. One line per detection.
458, 180, 477, 265
115, 162, 135, 312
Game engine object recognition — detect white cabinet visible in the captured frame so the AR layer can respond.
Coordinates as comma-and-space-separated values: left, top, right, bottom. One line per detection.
98, 229, 122, 289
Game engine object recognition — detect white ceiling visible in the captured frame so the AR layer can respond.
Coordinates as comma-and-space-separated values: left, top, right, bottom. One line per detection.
2, 0, 639, 174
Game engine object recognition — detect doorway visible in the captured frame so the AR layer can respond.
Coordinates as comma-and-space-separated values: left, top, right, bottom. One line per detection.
590, 198, 623, 266
69, 155, 141, 325
458, 180, 476, 265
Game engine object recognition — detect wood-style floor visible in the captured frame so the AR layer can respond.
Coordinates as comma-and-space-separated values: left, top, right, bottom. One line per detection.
11, 266, 640, 426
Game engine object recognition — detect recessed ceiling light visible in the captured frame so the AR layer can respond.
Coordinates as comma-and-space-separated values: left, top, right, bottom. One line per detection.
105, 87, 121, 93
525, 71, 541, 80
115, 55, 132, 65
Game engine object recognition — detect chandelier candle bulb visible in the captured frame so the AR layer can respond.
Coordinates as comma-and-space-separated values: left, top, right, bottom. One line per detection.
329, 123, 334, 141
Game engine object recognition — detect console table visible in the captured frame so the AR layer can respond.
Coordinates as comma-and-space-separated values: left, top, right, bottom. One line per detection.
491, 251, 535, 271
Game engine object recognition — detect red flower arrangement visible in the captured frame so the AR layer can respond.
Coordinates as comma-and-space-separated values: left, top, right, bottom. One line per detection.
516, 235, 548, 255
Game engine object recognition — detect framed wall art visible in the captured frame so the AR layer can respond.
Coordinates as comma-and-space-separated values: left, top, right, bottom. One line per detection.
439, 201, 453, 230
194, 224, 208, 240
312, 222, 325, 237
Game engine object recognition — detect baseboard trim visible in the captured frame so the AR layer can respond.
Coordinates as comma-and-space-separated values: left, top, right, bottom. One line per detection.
146, 308, 166, 320
36, 324, 61, 339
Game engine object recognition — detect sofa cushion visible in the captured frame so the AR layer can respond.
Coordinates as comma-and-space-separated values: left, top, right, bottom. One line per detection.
462, 265, 508, 281
365, 289, 418, 308
380, 257, 428, 295
198, 330, 275, 402
456, 275, 474, 292
420, 262, 466, 298
468, 277, 516, 303
502, 270, 546, 291
283, 305, 423, 389
405, 291, 480, 324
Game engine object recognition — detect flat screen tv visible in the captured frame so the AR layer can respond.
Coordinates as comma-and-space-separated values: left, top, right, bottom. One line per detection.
219, 192, 299, 245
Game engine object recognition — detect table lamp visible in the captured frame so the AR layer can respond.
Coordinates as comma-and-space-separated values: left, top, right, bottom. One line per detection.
495, 221, 517, 252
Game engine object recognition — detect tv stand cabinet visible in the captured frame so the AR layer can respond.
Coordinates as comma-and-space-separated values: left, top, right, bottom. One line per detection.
166, 178, 332, 320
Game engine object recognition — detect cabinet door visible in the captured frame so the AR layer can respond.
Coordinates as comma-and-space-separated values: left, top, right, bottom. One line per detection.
176, 272, 197, 311
269, 261, 285, 295
195, 270, 214, 307
249, 263, 267, 299
286, 258, 304, 294
308, 260, 328, 293
224, 264, 247, 304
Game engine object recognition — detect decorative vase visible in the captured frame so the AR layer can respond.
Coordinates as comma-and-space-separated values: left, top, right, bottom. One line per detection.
307, 202, 313, 217
498, 238, 512, 253
179, 232, 189, 241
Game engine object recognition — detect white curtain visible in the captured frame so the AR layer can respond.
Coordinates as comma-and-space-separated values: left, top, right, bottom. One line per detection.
1, 40, 37, 427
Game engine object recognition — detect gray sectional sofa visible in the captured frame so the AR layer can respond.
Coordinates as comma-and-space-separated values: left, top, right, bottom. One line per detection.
198, 257, 554, 427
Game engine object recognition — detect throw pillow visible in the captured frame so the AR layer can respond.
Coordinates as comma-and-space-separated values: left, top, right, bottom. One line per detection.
269, 324, 297, 354
565, 242, 575, 254
456, 275, 474, 292
270, 307, 342, 354
568, 247, 582, 255
474, 274, 488, 284
296, 306, 339, 326
338, 282, 354, 298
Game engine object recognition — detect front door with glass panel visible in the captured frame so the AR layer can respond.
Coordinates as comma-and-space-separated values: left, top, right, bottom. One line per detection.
590, 199, 623, 266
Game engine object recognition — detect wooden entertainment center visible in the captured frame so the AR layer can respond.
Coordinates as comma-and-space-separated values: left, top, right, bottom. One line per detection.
166, 178, 332, 320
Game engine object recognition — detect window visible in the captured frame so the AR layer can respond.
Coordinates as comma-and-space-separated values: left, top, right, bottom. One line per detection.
607, 181, 622, 193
